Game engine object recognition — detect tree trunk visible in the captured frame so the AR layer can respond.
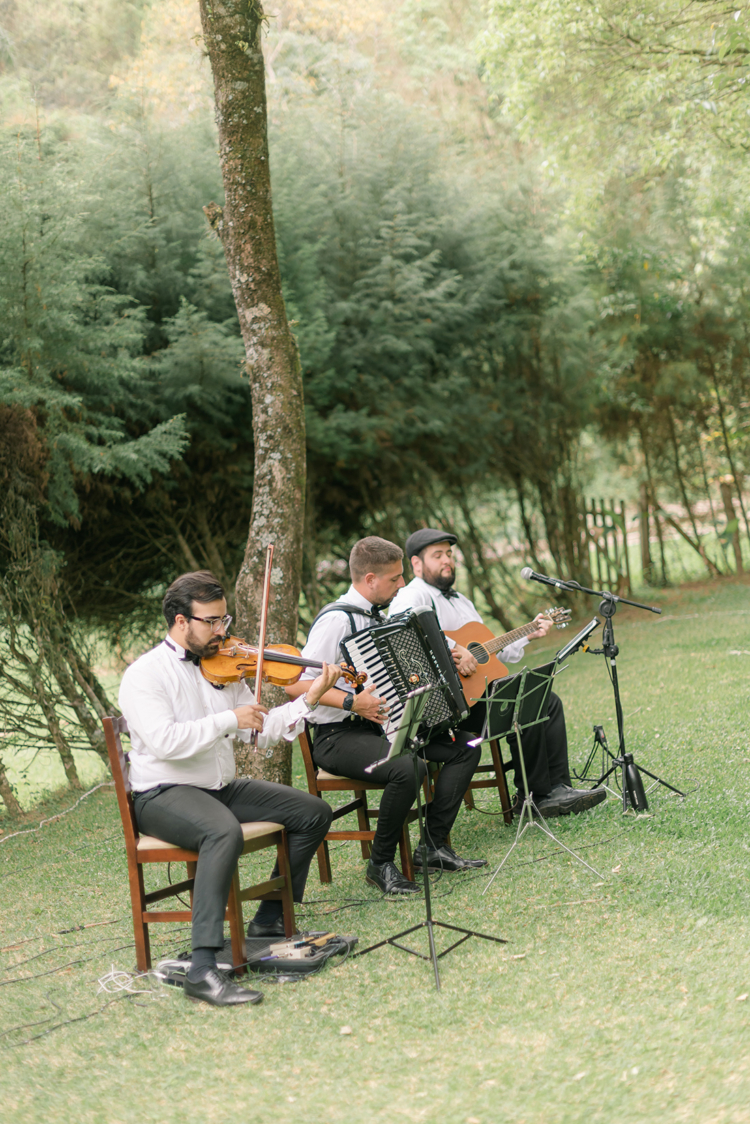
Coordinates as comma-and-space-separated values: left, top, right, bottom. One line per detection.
639, 482, 652, 584
0, 755, 23, 816
199, 0, 306, 785
720, 476, 744, 574
707, 356, 750, 548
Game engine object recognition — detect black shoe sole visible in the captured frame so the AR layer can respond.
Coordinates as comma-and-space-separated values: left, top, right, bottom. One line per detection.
413, 861, 488, 872
365, 875, 420, 895
184, 989, 263, 1007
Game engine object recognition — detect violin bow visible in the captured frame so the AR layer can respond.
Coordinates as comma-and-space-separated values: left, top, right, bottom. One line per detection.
251, 543, 274, 751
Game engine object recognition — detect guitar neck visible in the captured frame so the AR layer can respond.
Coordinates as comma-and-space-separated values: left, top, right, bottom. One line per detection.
485, 621, 538, 654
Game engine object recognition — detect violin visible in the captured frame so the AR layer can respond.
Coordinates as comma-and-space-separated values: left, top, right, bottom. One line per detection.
200, 636, 367, 689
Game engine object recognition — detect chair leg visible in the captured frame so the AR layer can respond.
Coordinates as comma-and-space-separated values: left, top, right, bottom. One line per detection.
186, 860, 197, 908
399, 826, 414, 882
226, 866, 246, 973
131, 864, 152, 972
490, 738, 513, 825
316, 838, 333, 884
277, 831, 297, 938
463, 788, 476, 810
356, 789, 372, 860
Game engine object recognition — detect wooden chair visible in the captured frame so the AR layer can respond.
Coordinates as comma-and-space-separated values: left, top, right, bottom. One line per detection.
298, 722, 418, 883
103, 715, 296, 972
462, 738, 514, 825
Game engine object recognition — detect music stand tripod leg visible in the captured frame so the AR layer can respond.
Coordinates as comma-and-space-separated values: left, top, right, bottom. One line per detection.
483, 714, 606, 895
353, 688, 508, 988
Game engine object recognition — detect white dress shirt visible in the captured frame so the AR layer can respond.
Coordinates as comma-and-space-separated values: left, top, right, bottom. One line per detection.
389, 577, 529, 664
119, 637, 310, 791
297, 584, 379, 725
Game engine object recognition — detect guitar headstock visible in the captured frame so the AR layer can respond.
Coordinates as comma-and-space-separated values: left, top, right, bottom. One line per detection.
543, 607, 572, 629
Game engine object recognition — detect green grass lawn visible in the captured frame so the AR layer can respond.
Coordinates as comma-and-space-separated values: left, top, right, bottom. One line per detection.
2, 578, 750, 1123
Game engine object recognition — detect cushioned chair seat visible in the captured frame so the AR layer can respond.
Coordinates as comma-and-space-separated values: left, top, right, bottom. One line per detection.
136, 821, 285, 853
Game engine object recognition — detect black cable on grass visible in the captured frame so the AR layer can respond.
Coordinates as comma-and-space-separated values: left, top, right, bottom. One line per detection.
0, 931, 147, 974
0, 943, 136, 987
167, 862, 192, 908
0, 1016, 55, 1040
5, 993, 140, 1048
300, 823, 638, 918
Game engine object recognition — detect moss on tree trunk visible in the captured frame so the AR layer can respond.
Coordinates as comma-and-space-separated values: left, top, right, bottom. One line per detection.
199, 0, 306, 785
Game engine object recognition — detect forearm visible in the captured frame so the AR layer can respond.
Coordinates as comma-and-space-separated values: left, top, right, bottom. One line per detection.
235, 694, 309, 746
127, 711, 238, 760
285, 679, 349, 710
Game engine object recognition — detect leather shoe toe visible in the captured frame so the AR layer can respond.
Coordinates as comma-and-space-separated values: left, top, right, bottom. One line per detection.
183, 968, 262, 1007
413, 844, 487, 872
366, 859, 420, 895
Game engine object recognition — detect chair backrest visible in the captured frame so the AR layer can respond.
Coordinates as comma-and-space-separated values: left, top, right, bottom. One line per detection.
102, 716, 139, 856
298, 723, 320, 794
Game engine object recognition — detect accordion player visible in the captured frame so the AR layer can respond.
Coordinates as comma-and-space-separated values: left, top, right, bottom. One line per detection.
340, 606, 470, 747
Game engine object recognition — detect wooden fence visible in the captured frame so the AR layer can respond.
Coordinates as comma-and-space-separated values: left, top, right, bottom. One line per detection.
582, 498, 632, 595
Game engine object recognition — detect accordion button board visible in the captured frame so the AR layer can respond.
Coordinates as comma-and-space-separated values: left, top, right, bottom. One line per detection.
340, 606, 469, 746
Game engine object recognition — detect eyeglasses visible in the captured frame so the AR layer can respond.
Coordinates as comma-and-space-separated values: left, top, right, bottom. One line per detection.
189, 614, 232, 633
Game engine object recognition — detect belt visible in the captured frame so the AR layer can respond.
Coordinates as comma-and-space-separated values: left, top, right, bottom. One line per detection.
311, 717, 382, 740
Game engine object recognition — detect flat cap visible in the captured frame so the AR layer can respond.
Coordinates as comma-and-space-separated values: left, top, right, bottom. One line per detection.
405, 527, 458, 560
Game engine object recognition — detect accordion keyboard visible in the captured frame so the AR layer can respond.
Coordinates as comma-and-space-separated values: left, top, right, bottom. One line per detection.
342, 630, 407, 746
340, 608, 467, 747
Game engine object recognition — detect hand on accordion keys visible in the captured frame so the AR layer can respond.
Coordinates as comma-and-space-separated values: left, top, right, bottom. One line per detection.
351, 682, 390, 725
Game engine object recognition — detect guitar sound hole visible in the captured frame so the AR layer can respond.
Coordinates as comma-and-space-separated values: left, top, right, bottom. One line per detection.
467, 642, 490, 665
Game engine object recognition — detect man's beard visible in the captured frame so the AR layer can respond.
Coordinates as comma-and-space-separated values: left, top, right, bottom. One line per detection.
428, 569, 456, 593
186, 630, 224, 660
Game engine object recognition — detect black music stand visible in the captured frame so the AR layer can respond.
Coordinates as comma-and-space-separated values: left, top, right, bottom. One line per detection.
353, 686, 507, 991
479, 663, 605, 894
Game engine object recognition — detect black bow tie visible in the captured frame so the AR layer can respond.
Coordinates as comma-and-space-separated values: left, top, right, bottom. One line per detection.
441, 589, 459, 601
369, 605, 387, 621
181, 649, 202, 666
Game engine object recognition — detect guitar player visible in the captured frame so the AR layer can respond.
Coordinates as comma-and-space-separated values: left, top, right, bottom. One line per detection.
389, 529, 606, 818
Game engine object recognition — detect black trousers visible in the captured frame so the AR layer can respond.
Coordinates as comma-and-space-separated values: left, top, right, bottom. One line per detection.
311, 719, 481, 866
134, 779, 332, 950
461, 691, 570, 798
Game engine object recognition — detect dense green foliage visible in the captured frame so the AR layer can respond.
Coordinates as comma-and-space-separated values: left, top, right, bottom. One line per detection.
3, 0, 750, 802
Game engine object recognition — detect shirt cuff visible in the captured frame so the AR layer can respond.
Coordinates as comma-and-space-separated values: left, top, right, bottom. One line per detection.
500, 637, 530, 664
285, 694, 310, 729
218, 711, 239, 735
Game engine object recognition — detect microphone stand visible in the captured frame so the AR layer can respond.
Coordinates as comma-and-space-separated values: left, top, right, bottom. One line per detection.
353, 687, 507, 990
524, 573, 685, 810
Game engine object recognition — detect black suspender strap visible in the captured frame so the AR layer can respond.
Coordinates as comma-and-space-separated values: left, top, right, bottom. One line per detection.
310, 601, 384, 637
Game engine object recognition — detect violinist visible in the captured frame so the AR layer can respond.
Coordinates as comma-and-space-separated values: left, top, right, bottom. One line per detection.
118, 570, 338, 1009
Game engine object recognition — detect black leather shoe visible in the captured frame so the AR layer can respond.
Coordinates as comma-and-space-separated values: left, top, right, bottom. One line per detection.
412, 844, 488, 872
535, 784, 606, 817
247, 917, 287, 939
366, 859, 420, 895
183, 968, 263, 1007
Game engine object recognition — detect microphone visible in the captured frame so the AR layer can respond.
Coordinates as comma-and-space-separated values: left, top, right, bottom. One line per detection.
520, 567, 570, 590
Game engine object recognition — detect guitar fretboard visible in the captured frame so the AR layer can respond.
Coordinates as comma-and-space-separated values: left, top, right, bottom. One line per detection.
484, 621, 540, 655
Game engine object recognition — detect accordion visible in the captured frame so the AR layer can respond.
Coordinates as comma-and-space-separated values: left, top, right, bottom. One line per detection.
340, 607, 469, 745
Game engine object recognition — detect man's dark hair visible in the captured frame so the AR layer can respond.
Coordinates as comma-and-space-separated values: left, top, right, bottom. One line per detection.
349, 537, 403, 582
162, 571, 225, 628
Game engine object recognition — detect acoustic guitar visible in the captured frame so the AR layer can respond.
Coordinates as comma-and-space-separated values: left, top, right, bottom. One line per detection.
445, 608, 572, 706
